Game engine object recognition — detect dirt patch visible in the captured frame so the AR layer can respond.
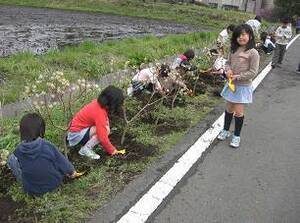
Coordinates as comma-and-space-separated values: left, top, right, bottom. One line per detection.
0, 166, 31, 223
0, 197, 21, 223
67, 149, 95, 170
140, 112, 191, 135
0, 6, 205, 57
0, 197, 33, 223
66, 131, 157, 173
186, 80, 207, 95
191, 72, 224, 97
0, 166, 24, 223
0, 166, 16, 195
184, 70, 224, 97
154, 120, 190, 135
197, 72, 224, 87
110, 133, 157, 161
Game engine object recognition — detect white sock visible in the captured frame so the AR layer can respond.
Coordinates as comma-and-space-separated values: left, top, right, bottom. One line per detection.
82, 136, 99, 150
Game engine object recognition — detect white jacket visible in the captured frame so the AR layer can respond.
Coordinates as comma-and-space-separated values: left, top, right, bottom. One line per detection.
275, 26, 292, 45
132, 68, 162, 91
217, 29, 229, 46
264, 38, 275, 48
246, 19, 261, 34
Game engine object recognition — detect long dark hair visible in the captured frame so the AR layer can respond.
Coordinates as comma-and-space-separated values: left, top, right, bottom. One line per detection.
97, 85, 124, 115
227, 24, 235, 32
231, 24, 255, 53
260, 32, 268, 42
158, 64, 170, 78
20, 113, 45, 142
255, 15, 262, 23
183, 49, 195, 61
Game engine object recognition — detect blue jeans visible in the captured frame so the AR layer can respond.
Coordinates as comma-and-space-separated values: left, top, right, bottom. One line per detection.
7, 154, 22, 182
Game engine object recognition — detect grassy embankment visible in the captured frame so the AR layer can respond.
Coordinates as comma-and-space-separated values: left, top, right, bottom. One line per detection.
0, 32, 218, 104
0, 84, 222, 223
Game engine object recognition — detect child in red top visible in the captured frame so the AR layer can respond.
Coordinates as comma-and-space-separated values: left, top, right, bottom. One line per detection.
67, 86, 124, 159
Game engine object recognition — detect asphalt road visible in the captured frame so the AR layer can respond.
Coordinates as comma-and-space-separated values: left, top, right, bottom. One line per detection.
149, 38, 300, 223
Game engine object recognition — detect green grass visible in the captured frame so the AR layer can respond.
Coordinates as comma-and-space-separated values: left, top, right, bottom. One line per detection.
0, 90, 221, 223
0, 0, 253, 29
0, 32, 217, 104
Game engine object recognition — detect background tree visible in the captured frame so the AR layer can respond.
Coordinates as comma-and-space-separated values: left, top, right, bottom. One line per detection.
273, 0, 300, 21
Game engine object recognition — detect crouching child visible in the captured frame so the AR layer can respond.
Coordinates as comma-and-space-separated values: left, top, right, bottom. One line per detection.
172, 49, 197, 72
159, 68, 189, 94
7, 113, 76, 196
127, 64, 170, 96
67, 86, 125, 159
208, 49, 228, 77
260, 32, 276, 55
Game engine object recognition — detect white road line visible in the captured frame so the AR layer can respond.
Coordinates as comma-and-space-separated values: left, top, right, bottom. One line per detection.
286, 34, 300, 49
117, 34, 300, 223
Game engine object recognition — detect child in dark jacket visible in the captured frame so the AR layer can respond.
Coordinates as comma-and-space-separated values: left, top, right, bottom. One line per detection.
7, 113, 76, 195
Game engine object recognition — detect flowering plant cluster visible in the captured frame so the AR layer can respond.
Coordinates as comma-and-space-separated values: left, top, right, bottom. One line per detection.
23, 71, 100, 130
0, 149, 9, 166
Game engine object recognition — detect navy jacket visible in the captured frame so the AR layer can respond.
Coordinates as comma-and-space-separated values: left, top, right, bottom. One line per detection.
14, 138, 74, 195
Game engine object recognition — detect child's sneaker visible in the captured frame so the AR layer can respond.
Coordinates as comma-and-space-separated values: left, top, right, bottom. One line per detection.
127, 86, 134, 96
217, 130, 230, 141
79, 147, 100, 159
230, 135, 240, 148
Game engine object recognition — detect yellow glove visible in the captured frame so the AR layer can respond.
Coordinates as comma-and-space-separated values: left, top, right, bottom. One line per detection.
228, 77, 235, 92
226, 69, 235, 92
115, 149, 126, 155
74, 171, 86, 178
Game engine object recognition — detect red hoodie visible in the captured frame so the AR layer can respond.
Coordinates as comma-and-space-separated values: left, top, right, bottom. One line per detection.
69, 99, 116, 155
179, 54, 188, 62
